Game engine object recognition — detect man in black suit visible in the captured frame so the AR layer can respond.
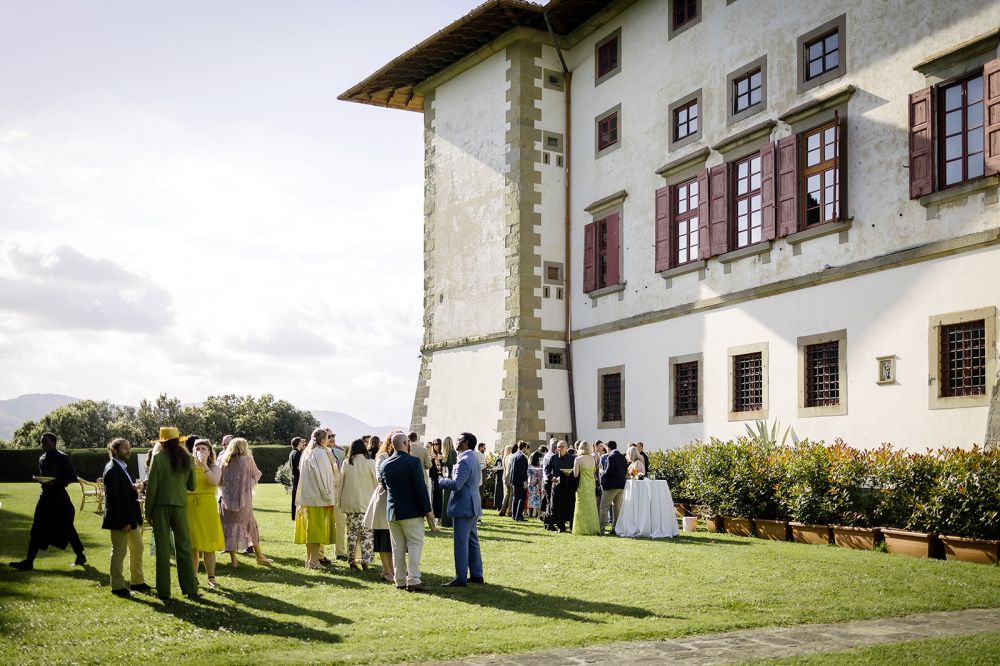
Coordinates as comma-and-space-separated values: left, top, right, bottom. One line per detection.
379, 432, 433, 593
288, 437, 304, 520
508, 441, 530, 521
101, 438, 150, 597
10, 432, 86, 570
598, 440, 627, 535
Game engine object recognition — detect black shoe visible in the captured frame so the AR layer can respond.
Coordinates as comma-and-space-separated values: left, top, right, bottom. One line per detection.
406, 583, 431, 593
318, 557, 333, 566
441, 578, 467, 587
130, 583, 153, 593
469, 576, 485, 584
74, 553, 87, 566
335, 555, 349, 562
111, 588, 131, 598
9, 560, 33, 571
185, 592, 203, 601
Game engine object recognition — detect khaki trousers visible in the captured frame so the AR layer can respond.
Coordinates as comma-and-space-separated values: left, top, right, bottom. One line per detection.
388, 517, 424, 587
598, 487, 624, 534
109, 528, 145, 590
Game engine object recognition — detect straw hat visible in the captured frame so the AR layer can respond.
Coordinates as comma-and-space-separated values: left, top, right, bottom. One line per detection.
158, 426, 181, 442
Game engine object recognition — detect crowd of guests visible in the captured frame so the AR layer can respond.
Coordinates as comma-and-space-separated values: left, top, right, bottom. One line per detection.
496, 438, 650, 536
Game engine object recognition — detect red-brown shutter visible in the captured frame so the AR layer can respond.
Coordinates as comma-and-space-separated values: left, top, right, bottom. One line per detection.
654, 185, 672, 272
985, 58, 1000, 176
697, 169, 711, 260
776, 134, 799, 237
605, 212, 621, 286
709, 163, 729, 257
760, 142, 776, 241
583, 222, 596, 293
908, 87, 934, 199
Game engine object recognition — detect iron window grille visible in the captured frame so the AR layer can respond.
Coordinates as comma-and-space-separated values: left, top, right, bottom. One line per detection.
805, 341, 840, 407
733, 153, 763, 248
939, 74, 985, 189
733, 352, 763, 412
601, 372, 623, 423
674, 361, 699, 416
940, 320, 986, 397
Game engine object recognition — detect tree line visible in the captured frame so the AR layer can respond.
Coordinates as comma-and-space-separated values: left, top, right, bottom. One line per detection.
2, 393, 319, 449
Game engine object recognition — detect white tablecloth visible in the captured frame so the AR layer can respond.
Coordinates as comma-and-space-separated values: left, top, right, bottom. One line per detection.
614, 479, 679, 538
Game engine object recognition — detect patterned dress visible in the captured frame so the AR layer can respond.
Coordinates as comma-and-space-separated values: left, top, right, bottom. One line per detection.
219, 455, 262, 551
527, 466, 544, 509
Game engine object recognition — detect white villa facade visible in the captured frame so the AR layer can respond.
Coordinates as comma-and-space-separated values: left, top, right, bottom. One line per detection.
342, 0, 1000, 450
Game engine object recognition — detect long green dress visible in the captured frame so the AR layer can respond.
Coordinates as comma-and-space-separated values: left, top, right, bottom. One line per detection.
572, 466, 600, 535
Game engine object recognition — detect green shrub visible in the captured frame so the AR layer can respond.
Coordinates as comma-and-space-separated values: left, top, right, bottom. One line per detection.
646, 444, 695, 500
275, 461, 293, 489
913, 447, 1000, 540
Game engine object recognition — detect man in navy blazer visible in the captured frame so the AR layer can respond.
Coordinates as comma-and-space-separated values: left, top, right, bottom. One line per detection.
599, 440, 628, 535
438, 432, 485, 587
379, 432, 433, 592
508, 441, 530, 521
101, 438, 151, 597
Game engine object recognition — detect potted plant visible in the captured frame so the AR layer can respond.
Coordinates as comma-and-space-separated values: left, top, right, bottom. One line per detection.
829, 442, 882, 550
744, 423, 792, 542
647, 445, 693, 517
679, 440, 729, 533
922, 447, 1000, 565
780, 441, 834, 545
879, 449, 943, 559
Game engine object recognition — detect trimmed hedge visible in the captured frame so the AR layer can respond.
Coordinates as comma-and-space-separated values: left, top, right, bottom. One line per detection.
0, 445, 292, 484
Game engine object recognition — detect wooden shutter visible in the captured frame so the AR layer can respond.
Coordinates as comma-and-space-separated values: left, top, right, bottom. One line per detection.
908, 87, 934, 199
654, 185, 672, 272
697, 169, 711, 260
985, 58, 1000, 176
709, 163, 729, 257
760, 142, 776, 241
776, 134, 799, 237
605, 212, 621, 286
583, 222, 596, 293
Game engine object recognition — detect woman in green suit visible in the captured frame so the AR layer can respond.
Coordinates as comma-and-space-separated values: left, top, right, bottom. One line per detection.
144, 427, 199, 600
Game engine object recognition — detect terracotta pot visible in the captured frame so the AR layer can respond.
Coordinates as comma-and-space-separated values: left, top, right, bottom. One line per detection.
723, 516, 753, 537
789, 522, 831, 545
832, 525, 882, 551
882, 528, 938, 559
754, 519, 789, 541
706, 516, 724, 533
940, 535, 1000, 565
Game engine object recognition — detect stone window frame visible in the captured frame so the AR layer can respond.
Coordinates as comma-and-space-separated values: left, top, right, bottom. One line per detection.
543, 68, 565, 92
544, 346, 567, 370
727, 55, 768, 127
543, 261, 565, 286
727, 342, 769, 422
595, 104, 622, 158
668, 0, 702, 41
597, 364, 625, 429
594, 28, 622, 87
669, 352, 703, 425
797, 329, 848, 417
928, 306, 997, 410
797, 14, 847, 94
668, 88, 703, 151
542, 131, 564, 154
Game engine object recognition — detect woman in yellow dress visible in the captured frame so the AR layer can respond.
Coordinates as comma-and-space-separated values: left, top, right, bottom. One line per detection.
187, 439, 225, 589
294, 428, 336, 568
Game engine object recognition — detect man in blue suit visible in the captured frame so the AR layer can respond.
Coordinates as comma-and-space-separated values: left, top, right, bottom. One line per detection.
508, 441, 530, 521
379, 432, 433, 593
438, 432, 485, 587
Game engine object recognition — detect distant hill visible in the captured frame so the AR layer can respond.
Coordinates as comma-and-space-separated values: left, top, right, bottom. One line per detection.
310, 410, 408, 444
0, 394, 82, 440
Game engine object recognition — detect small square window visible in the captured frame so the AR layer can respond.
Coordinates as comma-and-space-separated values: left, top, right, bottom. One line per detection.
668, 0, 701, 38
543, 261, 564, 286
797, 14, 846, 94
733, 69, 762, 114
674, 99, 699, 142
598, 112, 618, 151
805, 30, 840, 81
727, 56, 767, 126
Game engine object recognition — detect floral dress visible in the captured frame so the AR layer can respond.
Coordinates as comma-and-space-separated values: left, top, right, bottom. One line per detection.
527, 466, 543, 509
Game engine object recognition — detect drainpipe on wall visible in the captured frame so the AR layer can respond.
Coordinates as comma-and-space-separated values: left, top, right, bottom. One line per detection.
544, 13, 577, 443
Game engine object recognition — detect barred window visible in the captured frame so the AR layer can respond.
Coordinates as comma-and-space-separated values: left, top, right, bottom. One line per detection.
805, 341, 840, 407
940, 320, 986, 397
733, 352, 763, 412
674, 361, 699, 417
601, 372, 622, 423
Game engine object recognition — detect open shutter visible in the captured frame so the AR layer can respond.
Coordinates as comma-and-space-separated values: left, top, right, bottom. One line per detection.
583, 222, 596, 293
985, 59, 1000, 176
908, 87, 934, 199
697, 169, 711, 260
776, 134, 799, 237
605, 213, 621, 286
709, 163, 729, 257
654, 186, 672, 272
760, 142, 776, 241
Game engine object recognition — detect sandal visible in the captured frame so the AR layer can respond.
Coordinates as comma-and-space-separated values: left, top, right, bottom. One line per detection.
207, 576, 220, 589
256, 557, 273, 565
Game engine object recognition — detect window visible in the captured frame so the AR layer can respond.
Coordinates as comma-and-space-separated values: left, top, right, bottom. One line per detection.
595, 29, 621, 85
598, 112, 618, 152
597, 217, 612, 289
673, 0, 697, 30
940, 320, 986, 397
728, 343, 768, 421
805, 31, 839, 81
543, 69, 565, 92
734, 69, 762, 115
733, 153, 763, 248
673, 177, 700, 265
939, 74, 985, 189
674, 361, 699, 416
543, 261, 564, 285
544, 347, 566, 370
727, 56, 767, 125
598, 365, 625, 428
805, 342, 840, 407
674, 99, 698, 142
803, 120, 839, 226
797, 330, 847, 417
583, 195, 624, 294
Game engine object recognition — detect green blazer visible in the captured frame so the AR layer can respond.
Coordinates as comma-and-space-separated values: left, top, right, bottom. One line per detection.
144, 454, 195, 512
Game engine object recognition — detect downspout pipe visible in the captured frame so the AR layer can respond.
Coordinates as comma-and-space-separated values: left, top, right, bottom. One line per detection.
544, 13, 577, 443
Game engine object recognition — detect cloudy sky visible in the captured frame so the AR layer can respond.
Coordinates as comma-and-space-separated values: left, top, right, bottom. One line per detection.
0, 1, 483, 425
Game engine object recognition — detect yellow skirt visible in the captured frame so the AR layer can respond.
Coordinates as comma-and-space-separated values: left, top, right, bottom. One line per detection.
186, 492, 225, 552
294, 505, 335, 545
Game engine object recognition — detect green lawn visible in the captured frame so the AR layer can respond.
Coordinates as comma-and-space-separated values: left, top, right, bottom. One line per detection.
1, 482, 998, 665
747, 631, 1000, 665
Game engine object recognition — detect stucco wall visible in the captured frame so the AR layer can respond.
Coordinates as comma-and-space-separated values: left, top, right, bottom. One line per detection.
422, 340, 506, 448
429, 50, 508, 343
571, 247, 999, 450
